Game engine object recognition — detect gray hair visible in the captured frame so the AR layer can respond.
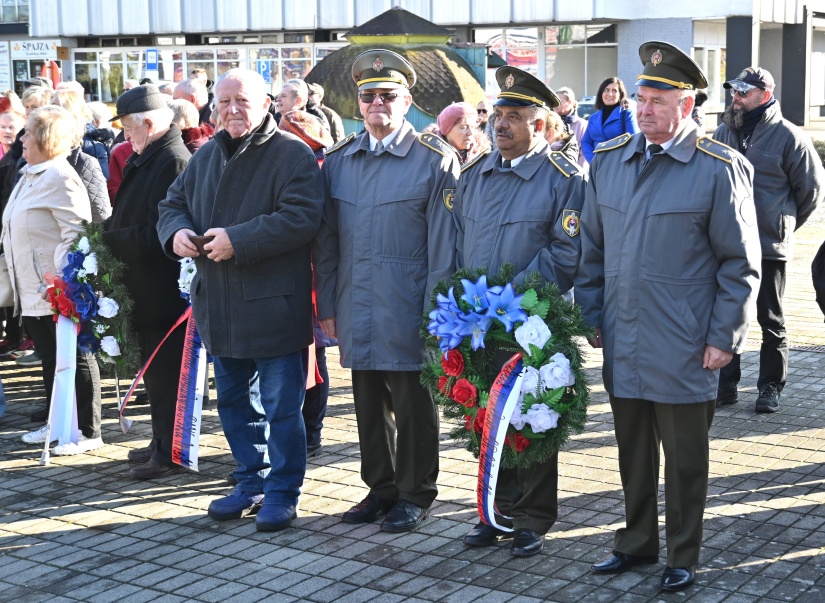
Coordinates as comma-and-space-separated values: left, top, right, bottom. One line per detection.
166, 98, 199, 129
285, 79, 309, 104
125, 106, 175, 130
175, 78, 208, 107
158, 83, 175, 96
87, 101, 113, 127
216, 69, 268, 102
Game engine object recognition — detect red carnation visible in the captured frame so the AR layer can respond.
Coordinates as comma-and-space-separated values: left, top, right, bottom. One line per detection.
441, 349, 465, 377
473, 408, 487, 433
507, 432, 531, 452
450, 378, 477, 408
464, 415, 473, 431
437, 376, 450, 395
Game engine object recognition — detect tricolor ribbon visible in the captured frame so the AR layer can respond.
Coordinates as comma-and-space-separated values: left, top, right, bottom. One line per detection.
41, 315, 80, 464
118, 307, 192, 434
477, 352, 525, 532
171, 308, 207, 471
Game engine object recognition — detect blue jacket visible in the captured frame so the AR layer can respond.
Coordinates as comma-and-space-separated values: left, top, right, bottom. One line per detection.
581, 106, 639, 162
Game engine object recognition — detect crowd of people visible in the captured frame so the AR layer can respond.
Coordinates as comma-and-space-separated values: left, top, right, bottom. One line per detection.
0, 38, 822, 594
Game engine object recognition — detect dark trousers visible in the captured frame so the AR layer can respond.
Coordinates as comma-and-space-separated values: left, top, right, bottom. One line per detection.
720, 259, 787, 390
23, 315, 101, 439
610, 396, 715, 568
138, 325, 186, 466
351, 370, 439, 508
2, 306, 21, 343
302, 346, 328, 448
495, 453, 559, 534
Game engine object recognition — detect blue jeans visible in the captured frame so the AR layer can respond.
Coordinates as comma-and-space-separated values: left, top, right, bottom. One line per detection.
213, 350, 307, 505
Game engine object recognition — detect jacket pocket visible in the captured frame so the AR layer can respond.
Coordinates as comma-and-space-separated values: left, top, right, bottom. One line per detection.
242, 275, 296, 300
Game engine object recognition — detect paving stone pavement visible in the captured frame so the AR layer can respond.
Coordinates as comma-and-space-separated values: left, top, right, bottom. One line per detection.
2, 216, 825, 603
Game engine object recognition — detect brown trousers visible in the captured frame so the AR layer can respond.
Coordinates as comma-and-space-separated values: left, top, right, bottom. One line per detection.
609, 396, 715, 567
351, 370, 439, 508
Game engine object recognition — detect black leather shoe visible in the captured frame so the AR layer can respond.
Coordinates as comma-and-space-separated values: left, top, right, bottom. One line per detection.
342, 494, 396, 524
661, 566, 695, 591
510, 529, 544, 557
226, 473, 238, 486
127, 446, 153, 464
132, 392, 150, 406
716, 384, 739, 408
464, 522, 512, 546
307, 443, 322, 458
30, 407, 48, 423
130, 459, 179, 480
592, 551, 659, 574
380, 500, 429, 532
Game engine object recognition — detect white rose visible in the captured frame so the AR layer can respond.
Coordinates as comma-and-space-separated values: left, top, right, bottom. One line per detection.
540, 353, 576, 390
77, 237, 91, 254
82, 253, 98, 275
525, 403, 561, 433
100, 336, 121, 357
97, 297, 119, 318
510, 398, 528, 430
514, 315, 552, 355
520, 366, 541, 395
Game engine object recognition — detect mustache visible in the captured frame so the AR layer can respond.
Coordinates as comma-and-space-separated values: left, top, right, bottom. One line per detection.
495, 129, 513, 139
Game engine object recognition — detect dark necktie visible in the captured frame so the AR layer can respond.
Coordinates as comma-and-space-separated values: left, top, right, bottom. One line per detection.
502, 159, 511, 168
648, 144, 663, 158
374, 140, 384, 153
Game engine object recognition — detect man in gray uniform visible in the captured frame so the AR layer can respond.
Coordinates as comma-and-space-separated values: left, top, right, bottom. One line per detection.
314, 49, 460, 532
575, 42, 761, 591
714, 67, 824, 413
454, 66, 585, 557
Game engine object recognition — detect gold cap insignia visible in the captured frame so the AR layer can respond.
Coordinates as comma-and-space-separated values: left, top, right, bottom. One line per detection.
651, 49, 663, 66
505, 74, 515, 89
373, 58, 384, 72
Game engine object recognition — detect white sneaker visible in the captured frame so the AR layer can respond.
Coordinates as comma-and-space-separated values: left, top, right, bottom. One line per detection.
52, 435, 104, 456
21, 424, 57, 444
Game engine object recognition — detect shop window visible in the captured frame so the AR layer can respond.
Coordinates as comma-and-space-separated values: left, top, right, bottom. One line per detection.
544, 24, 617, 97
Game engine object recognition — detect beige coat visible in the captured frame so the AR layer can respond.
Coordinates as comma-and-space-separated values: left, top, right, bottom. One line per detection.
1, 157, 91, 317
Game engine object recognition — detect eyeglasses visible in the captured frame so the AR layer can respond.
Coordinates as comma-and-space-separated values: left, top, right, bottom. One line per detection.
728, 83, 757, 98
477, 109, 488, 114
358, 92, 399, 104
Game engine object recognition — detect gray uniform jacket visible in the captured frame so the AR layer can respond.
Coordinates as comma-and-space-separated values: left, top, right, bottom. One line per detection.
157, 114, 324, 359
714, 101, 824, 261
455, 139, 585, 293
575, 125, 762, 403
314, 120, 460, 371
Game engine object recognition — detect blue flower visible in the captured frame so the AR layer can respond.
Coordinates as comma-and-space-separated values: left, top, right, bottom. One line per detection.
66, 282, 97, 322
460, 276, 489, 312
77, 327, 99, 353
457, 311, 493, 350
62, 251, 86, 282
485, 284, 527, 332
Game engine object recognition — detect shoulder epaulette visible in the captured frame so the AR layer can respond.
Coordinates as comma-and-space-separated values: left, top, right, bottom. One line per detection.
460, 148, 490, 173
696, 136, 734, 163
549, 151, 580, 178
324, 132, 355, 155
593, 132, 632, 154
418, 132, 451, 157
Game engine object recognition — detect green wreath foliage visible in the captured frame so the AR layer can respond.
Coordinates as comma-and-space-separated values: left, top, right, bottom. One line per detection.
421, 265, 594, 469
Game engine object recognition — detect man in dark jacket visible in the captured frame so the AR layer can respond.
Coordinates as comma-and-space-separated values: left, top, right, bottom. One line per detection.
714, 67, 825, 413
102, 85, 191, 479
157, 68, 324, 532
308, 83, 345, 143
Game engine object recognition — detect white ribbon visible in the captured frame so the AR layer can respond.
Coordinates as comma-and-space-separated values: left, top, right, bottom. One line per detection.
41, 315, 79, 463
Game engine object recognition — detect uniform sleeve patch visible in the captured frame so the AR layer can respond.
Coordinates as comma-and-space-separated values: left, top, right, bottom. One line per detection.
562, 209, 580, 237
418, 132, 450, 157
443, 188, 455, 212
324, 132, 355, 155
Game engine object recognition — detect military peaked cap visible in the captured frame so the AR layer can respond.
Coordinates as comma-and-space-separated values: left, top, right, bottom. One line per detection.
351, 49, 416, 90
636, 41, 708, 90
494, 66, 559, 110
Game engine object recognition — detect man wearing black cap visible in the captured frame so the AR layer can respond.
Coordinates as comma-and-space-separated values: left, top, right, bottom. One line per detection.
575, 41, 761, 591
714, 67, 824, 414
454, 66, 585, 557
102, 85, 191, 479
314, 49, 459, 533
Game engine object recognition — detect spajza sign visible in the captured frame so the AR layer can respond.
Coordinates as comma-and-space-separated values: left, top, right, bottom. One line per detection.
11, 40, 59, 59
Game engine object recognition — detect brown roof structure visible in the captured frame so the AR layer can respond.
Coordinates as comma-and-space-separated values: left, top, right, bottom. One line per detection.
306, 43, 486, 120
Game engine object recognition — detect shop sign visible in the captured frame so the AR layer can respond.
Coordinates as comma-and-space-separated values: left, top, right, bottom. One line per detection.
11, 40, 59, 59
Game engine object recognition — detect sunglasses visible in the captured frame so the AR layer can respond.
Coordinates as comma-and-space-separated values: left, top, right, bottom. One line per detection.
728, 83, 757, 97
358, 92, 399, 104
477, 109, 488, 114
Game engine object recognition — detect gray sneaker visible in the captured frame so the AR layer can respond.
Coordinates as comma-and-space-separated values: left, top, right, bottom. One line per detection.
16, 351, 41, 367
755, 384, 780, 413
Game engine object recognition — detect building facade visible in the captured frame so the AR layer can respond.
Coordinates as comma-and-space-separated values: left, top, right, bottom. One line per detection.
4, 0, 824, 125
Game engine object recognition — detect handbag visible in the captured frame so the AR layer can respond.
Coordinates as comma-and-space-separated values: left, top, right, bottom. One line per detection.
0, 253, 13, 307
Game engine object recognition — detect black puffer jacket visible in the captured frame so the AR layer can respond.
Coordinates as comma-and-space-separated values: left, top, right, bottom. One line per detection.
67, 147, 111, 223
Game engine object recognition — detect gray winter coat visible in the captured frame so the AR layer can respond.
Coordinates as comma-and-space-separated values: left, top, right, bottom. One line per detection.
314, 121, 460, 370
575, 125, 762, 403
157, 114, 324, 359
67, 147, 111, 224
455, 139, 585, 292
713, 101, 824, 261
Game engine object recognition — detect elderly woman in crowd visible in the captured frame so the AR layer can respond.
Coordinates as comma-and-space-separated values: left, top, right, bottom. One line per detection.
437, 102, 488, 165
167, 98, 214, 154
51, 89, 110, 179
580, 76, 638, 163
102, 85, 190, 480
3, 106, 102, 455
